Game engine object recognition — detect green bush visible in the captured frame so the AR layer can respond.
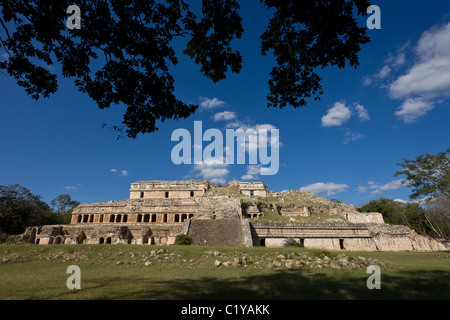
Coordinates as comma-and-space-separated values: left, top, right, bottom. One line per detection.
175, 234, 193, 245
0, 232, 9, 243
283, 237, 302, 247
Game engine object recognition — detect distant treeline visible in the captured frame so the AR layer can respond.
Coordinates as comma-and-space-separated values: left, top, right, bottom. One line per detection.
358, 197, 450, 238
0, 184, 79, 239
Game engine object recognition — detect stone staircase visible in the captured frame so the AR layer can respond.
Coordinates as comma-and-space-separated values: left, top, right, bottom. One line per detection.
187, 219, 246, 246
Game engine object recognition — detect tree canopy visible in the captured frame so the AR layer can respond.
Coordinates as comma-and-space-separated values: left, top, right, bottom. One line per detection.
0, 184, 79, 235
395, 148, 450, 201
0, 0, 371, 138
358, 197, 449, 238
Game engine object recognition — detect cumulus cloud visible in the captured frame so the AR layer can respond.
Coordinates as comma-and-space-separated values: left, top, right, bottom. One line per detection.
363, 42, 409, 87
321, 102, 352, 127
394, 98, 434, 123
192, 157, 229, 185
225, 121, 281, 156
343, 130, 363, 144
388, 22, 450, 122
355, 104, 371, 121
321, 102, 369, 144
199, 97, 226, 110
366, 179, 405, 194
322, 102, 369, 127
300, 182, 349, 196
355, 186, 367, 194
110, 168, 128, 176
213, 111, 236, 121
241, 165, 262, 181
375, 65, 392, 79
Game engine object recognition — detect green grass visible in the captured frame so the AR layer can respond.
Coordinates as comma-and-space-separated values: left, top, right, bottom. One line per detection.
0, 244, 449, 300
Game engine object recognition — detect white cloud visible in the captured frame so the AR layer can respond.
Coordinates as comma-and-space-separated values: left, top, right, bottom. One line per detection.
378, 179, 404, 191
355, 104, 370, 121
343, 131, 363, 144
355, 186, 367, 194
300, 182, 349, 196
366, 179, 405, 194
199, 97, 226, 110
321, 102, 352, 127
388, 22, 450, 122
390, 58, 450, 99
321, 103, 369, 144
63, 186, 77, 190
362, 76, 373, 86
110, 168, 128, 176
213, 111, 236, 121
394, 98, 434, 123
375, 65, 392, 79
392, 52, 406, 68
226, 121, 281, 155
363, 42, 409, 87
241, 165, 262, 181
192, 157, 229, 185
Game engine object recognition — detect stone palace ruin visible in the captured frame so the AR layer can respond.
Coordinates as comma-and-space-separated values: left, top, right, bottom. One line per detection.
17, 180, 449, 252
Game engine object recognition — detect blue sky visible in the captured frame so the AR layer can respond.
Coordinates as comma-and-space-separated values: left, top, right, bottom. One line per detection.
1, 0, 449, 207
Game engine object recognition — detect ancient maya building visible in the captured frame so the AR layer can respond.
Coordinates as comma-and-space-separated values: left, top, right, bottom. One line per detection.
17, 180, 449, 252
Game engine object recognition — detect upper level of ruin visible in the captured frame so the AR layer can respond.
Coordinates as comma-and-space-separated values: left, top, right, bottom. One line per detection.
229, 181, 268, 197
130, 180, 268, 199
130, 180, 214, 200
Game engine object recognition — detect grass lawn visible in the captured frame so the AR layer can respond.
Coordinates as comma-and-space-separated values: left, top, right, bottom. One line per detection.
0, 244, 449, 300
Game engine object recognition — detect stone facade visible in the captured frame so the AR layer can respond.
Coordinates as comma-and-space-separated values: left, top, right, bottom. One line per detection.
251, 222, 378, 251
13, 179, 449, 252
228, 181, 268, 197
249, 222, 449, 251
27, 223, 183, 246
129, 180, 214, 200
344, 212, 384, 224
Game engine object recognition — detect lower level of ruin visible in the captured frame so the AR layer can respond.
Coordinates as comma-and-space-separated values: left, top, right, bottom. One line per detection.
16, 218, 449, 252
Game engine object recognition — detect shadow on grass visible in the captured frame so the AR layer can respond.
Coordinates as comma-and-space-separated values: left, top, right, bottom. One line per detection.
60, 268, 450, 300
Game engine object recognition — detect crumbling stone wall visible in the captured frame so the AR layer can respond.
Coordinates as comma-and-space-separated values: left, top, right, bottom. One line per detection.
344, 212, 384, 224
368, 224, 449, 252
250, 222, 449, 251
192, 197, 242, 220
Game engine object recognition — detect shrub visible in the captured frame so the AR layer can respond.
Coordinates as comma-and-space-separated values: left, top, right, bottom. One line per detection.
0, 232, 9, 243
283, 237, 301, 247
175, 234, 193, 245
